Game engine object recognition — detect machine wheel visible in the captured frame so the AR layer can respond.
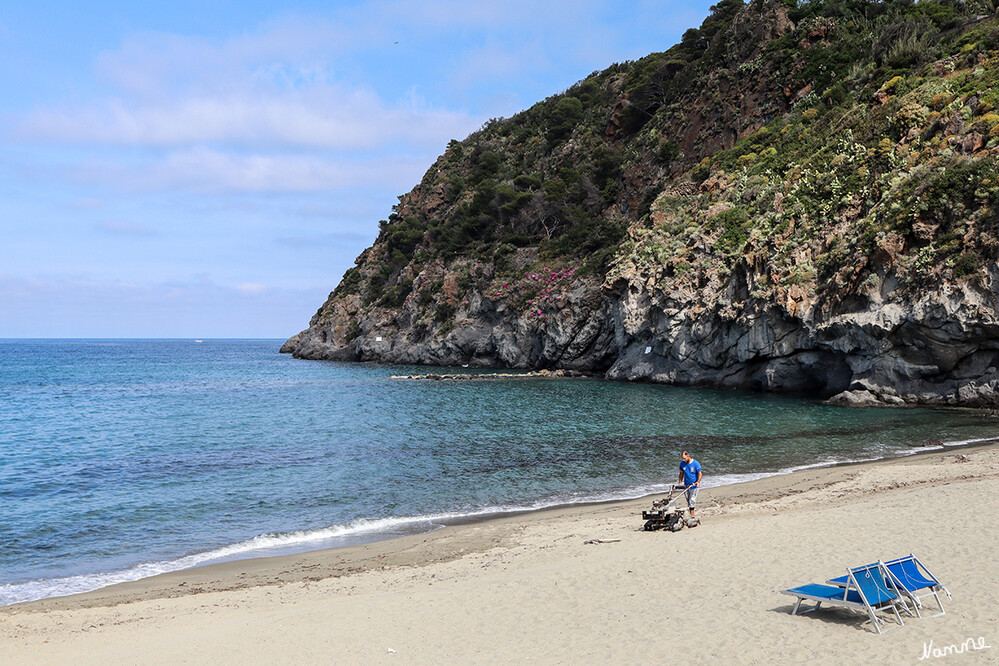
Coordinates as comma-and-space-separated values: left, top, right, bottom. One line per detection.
643, 520, 658, 531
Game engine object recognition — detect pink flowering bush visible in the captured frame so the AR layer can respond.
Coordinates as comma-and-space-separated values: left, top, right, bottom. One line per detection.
485, 263, 578, 322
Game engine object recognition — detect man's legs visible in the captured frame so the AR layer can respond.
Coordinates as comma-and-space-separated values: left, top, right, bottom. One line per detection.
685, 486, 698, 518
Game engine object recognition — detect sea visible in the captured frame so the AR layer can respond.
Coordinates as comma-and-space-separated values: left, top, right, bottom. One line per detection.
2, 338, 996, 606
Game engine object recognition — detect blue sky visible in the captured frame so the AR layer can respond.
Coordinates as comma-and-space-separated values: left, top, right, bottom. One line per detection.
1, 0, 715, 338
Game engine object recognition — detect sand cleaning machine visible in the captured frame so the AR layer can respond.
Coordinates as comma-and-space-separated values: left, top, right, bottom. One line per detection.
642, 484, 700, 531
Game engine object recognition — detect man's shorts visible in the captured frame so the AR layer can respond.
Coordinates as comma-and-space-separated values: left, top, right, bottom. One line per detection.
684, 486, 698, 509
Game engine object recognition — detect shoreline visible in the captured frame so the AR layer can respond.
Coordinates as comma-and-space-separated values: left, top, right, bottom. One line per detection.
6, 439, 997, 614
3, 442, 997, 663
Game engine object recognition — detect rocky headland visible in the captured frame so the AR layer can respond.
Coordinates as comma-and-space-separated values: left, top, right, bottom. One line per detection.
284, 0, 999, 407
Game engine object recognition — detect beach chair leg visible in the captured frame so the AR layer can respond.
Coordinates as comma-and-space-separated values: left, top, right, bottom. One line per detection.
898, 593, 918, 618
868, 608, 884, 635
928, 590, 946, 618
790, 599, 823, 615
891, 603, 905, 628
798, 601, 821, 613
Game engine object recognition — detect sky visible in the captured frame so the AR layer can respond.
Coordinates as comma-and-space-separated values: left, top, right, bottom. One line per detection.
0, 0, 715, 338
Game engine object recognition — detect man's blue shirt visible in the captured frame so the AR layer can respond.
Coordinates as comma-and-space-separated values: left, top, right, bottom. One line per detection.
680, 458, 701, 487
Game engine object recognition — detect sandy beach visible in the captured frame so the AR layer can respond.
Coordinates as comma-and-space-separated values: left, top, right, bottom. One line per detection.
3, 444, 997, 664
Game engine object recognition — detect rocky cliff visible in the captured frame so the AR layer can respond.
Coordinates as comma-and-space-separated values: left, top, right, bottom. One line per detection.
284, 0, 999, 407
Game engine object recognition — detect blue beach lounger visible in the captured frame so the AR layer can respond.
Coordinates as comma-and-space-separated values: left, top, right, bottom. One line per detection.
884, 555, 951, 618
782, 563, 907, 634
827, 555, 950, 618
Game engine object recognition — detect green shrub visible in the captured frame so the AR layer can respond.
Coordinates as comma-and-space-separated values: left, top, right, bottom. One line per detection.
434, 302, 456, 323
363, 268, 389, 306
953, 252, 983, 277
514, 174, 542, 190
880, 76, 905, 93
470, 150, 503, 183
333, 267, 363, 296
691, 158, 711, 182
893, 103, 929, 130
657, 139, 680, 163
382, 217, 424, 258
344, 319, 361, 343
822, 82, 848, 106
445, 139, 464, 163
378, 279, 413, 308
711, 208, 750, 255
930, 93, 954, 109
547, 96, 584, 144
979, 113, 999, 127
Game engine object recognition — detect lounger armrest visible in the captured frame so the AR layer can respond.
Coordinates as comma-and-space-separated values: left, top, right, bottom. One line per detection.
826, 574, 850, 587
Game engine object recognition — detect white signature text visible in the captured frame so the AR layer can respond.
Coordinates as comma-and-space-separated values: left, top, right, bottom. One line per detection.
919, 637, 992, 660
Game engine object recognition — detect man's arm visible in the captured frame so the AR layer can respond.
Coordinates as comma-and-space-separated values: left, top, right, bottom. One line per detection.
695, 469, 702, 487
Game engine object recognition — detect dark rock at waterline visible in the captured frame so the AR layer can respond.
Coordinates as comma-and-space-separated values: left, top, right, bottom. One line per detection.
285, 272, 999, 409
392, 368, 594, 381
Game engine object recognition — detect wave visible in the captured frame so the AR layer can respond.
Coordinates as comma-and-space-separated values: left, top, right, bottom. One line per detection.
936, 435, 999, 448
3, 433, 993, 607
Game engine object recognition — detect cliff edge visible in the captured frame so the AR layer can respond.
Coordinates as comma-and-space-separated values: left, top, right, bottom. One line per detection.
284, 0, 999, 407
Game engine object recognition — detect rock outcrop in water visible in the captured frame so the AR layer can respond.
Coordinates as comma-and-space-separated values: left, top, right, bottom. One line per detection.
284, 0, 999, 408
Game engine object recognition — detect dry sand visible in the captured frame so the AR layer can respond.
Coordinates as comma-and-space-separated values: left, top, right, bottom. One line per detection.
2, 444, 998, 665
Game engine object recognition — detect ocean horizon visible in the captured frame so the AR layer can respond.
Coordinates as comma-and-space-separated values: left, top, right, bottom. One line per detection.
2, 338, 996, 606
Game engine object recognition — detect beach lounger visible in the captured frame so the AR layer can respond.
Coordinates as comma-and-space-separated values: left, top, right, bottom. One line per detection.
827, 555, 949, 618
782, 563, 907, 634
884, 555, 950, 618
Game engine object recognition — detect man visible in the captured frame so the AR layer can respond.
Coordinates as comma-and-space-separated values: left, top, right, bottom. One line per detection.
678, 450, 702, 518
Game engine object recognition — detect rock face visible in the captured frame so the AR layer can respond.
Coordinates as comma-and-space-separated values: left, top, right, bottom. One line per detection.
290, 267, 618, 371
287, 260, 999, 407
284, 0, 999, 408
599, 270, 999, 407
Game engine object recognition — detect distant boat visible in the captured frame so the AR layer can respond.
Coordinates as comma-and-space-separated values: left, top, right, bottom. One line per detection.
194, 339, 204, 343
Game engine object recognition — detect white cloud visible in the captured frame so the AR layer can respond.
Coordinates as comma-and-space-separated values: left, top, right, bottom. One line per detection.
21, 84, 477, 151
9, 8, 488, 199
12, 11, 482, 196
72, 147, 434, 193
14, 1, 655, 154
7, 1, 705, 201
90, 18, 368, 98
234, 282, 267, 294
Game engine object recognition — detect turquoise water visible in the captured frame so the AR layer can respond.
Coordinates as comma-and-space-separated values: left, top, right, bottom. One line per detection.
1, 339, 996, 605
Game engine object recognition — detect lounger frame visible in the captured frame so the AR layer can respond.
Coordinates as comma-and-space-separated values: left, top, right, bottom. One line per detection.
883, 554, 950, 618
826, 555, 950, 619
782, 563, 907, 634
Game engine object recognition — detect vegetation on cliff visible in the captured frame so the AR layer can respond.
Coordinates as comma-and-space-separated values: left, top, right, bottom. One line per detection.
287, 0, 999, 404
